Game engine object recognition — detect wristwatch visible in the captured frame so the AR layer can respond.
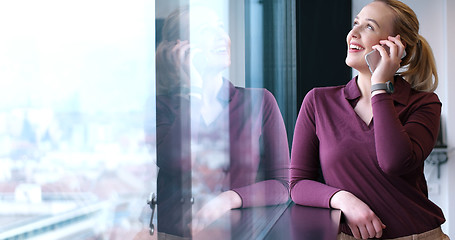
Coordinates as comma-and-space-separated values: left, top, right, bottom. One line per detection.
371, 81, 394, 94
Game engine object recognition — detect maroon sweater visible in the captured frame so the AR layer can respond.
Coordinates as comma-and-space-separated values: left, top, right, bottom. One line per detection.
290, 76, 445, 238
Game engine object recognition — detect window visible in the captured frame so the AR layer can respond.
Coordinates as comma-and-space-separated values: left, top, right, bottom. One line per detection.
153, 0, 295, 238
0, 1, 156, 239
0, 0, 299, 239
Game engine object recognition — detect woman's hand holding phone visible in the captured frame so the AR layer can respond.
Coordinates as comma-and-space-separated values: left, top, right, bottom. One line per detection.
366, 35, 406, 84
165, 40, 204, 93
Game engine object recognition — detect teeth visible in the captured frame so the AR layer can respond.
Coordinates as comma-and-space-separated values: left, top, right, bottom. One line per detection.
350, 44, 364, 50
213, 47, 227, 53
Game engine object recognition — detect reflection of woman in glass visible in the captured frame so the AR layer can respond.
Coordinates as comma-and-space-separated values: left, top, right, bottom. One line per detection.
291, 0, 448, 239
152, 5, 290, 238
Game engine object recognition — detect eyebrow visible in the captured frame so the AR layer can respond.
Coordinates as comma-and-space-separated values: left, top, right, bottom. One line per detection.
367, 18, 380, 28
355, 16, 381, 29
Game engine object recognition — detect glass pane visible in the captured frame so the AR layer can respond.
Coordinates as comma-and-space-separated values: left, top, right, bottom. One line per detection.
0, 0, 156, 239
155, 0, 293, 239
0, 0, 295, 238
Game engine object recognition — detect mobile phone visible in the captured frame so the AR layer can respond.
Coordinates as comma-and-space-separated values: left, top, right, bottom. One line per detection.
365, 45, 406, 73
365, 45, 390, 73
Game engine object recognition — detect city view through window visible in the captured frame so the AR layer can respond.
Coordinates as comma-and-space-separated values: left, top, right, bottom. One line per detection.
0, 1, 157, 239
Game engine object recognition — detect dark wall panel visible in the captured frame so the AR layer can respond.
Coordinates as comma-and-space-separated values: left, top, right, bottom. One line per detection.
296, 0, 352, 107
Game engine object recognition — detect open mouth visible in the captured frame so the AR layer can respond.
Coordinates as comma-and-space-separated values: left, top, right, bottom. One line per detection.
349, 44, 364, 51
212, 47, 228, 54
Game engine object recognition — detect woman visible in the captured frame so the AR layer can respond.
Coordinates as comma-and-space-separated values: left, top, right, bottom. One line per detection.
290, 0, 448, 239
152, 5, 290, 238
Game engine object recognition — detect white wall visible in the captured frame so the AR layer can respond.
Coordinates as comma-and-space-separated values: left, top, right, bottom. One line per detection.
445, 0, 455, 239
228, 1, 245, 87
352, 0, 454, 237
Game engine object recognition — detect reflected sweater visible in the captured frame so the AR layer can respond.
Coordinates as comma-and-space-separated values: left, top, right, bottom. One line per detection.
290, 76, 445, 238
154, 80, 290, 236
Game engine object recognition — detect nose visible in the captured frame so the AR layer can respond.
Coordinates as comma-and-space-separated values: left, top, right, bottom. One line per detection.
217, 28, 230, 41
348, 25, 360, 39
215, 28, 231, 47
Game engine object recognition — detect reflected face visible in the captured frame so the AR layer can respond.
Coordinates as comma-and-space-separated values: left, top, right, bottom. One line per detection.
190, 9, 231, 72
345, 2, 395, 72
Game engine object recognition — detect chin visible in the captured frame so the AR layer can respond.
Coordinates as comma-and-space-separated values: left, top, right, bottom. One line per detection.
345, 58, 355, 69
346, 57, 367, 70
212, 58, 231, 69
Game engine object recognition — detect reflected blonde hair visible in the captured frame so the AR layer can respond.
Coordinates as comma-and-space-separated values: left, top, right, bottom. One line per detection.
156, 6, 191, 95
375, 0, 438, 92
160, 6, 190, 42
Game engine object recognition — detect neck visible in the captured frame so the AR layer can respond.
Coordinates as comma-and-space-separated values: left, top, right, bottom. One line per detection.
357, 72, 373, 99
201, 73, 224, 104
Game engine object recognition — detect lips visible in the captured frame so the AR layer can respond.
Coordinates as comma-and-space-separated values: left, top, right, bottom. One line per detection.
210, 45, 230, 55
212, 46, 228, 53
349, 43, 365, 52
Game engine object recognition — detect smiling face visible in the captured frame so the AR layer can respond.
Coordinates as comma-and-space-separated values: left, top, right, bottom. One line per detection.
190, 8, 231, 73
345, 1, 396, 72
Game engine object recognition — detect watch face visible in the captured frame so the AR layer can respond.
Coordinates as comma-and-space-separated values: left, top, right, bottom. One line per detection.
386, 81, 394, 94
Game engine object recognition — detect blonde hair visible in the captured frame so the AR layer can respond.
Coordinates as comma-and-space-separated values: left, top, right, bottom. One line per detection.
374, 0, 438, 92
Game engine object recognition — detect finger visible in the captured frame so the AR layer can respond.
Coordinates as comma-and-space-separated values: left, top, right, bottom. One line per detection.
191, 218, 204, 235
358, 225, 370, 239
389, 35, 405, 49
372, 44, 391, 59
377, 40, 402, 71
348, 224, 362, 239
372, 218, 386, 238
365, 223, 377, 238
386, 35, 405, 58
171, 40, 191, 63
179, 44, 191, 63
393, 35, 406, 59
378, 40, 397, 59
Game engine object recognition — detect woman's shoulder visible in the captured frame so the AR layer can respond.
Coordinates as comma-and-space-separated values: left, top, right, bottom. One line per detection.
309, 85, 346, 95
297, 85, 348, 118
234, 84, 270, 94
233, 85, 276, 104
395, 76, 441, 105
304, 85, 347, 104
408, 87, 441, 106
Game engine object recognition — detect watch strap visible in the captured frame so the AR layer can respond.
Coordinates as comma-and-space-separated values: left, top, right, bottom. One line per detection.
371, 81, 394, 94
371, 83, 387, 93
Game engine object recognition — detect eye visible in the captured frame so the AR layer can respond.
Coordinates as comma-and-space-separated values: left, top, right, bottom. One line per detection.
367, 24, 375, 31
352, 21, 359, 29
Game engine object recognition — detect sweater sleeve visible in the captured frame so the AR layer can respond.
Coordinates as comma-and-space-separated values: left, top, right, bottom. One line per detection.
232, 90, 290, 207
290, 89, 341, 208
156, 95, 194, 173
371, 93, 441, 175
